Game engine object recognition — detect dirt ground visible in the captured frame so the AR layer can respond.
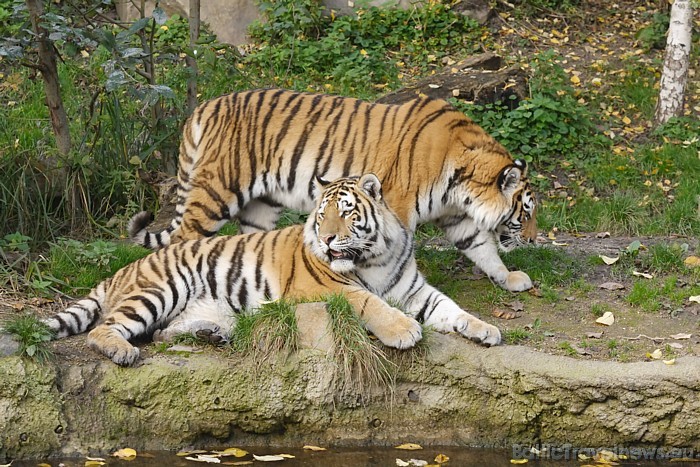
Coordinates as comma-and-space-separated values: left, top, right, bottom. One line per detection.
494, 232, 699, 362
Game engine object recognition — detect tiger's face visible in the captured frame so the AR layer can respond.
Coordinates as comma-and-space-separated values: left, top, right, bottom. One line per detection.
495, 180, 537, 251
311, 174, 387, 274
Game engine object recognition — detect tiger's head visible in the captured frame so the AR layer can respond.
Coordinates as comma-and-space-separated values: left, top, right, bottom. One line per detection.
494, 179, 537, 251
306, 173, 398, 274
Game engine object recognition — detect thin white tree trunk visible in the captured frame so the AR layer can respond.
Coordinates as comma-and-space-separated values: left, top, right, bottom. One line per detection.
654, 0, 693, 126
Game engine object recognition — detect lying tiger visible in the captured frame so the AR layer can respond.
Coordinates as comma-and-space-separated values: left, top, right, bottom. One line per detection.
130, 89, 537, 292
45, 174, 501, 366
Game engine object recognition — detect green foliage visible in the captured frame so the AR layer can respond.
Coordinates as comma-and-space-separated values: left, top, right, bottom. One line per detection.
2, 314, 55, 362
636, 12, 670, 50
46, 239, 149, 292
1, 232, 31, 253
453, 51, 609, 168
247, 0, 483, 95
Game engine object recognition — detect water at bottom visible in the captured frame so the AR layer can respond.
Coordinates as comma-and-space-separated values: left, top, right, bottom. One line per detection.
7, 445, 692, 467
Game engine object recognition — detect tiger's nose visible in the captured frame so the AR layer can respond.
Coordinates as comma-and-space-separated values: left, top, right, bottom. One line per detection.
321, 234, 336, 246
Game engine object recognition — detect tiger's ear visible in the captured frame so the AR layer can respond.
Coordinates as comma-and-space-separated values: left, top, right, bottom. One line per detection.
312, 175, 330, 200
499, 165, 523, 197
359, 173, 382, 200
514, 158, 528, 176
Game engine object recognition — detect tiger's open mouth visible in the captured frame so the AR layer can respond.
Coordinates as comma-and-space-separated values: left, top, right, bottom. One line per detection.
328, 249, 356, 262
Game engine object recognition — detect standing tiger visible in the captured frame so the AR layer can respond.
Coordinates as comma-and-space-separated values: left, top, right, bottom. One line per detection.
45, 174, 501, 366
130, 89, 537, 292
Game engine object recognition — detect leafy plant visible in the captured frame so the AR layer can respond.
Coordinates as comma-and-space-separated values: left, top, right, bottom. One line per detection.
1, 232, 32, 253
2, 314, 55, 362
453, 50, 609, 169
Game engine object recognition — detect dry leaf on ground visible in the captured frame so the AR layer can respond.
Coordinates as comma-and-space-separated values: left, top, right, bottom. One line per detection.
492, 308, 521, 320
684, 256, 700, 268
595, 312, 615, 326
632, 270, 653, 279
302, 445, 326, 451
670, 333, 692, 340
599, 255, 619, 265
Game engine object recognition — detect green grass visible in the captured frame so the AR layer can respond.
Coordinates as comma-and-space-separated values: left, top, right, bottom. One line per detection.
230, 299, 299, 358
45, 240, 150, 293
1, 314, 55, 362
502, 245, 583, 287
324, 293, 396, 395
503, 327, 532, 345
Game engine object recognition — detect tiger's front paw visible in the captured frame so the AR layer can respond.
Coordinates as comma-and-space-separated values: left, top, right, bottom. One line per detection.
372, 314, 423, 350
453, 314, 501, 347
503, 270, 533, 292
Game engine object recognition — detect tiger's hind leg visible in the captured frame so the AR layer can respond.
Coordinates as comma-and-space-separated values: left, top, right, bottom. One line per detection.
237, 197, 284, 233
172, 183, 238, 242
87, 324, 140, 366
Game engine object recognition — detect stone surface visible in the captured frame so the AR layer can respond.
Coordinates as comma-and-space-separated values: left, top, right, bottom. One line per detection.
0, 333, 19, 357
1, 333, 699, 460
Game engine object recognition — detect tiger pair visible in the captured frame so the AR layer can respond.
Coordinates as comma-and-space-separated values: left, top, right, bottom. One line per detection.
45, 90, 537, 365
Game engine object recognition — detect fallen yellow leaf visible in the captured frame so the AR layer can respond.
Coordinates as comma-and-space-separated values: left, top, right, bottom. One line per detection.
303, 445, 327, 451
510, 459, 528, 464
663, 359, 676, 365
632, 270, 653, 279
622, 116, 632, 125
649, 349, 663, 360
434, 453, 450, 463
684, 256, 700, 268
213, 448, 249, 458
395, 443, 423, 450
595, 311, 615, 326
112, 448, 137, 459
570, 75, 581, 85
599, 255, 619, 265
85, 461, 106, 466
177, 450, 208, 456
689, 295, 700, 304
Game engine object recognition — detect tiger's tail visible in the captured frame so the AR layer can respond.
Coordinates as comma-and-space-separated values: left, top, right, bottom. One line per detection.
128, 211, 181, 249
44, 282, 110, 338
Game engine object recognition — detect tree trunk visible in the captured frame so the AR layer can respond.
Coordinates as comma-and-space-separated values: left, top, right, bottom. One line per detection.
25, 0, 72, 156
654, 0, 693, 126
186, 0, 201, 115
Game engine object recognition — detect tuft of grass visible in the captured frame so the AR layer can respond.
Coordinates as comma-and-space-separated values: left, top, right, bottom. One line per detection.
591, 303, 614, 318
230, 299, 299, 361
2, 315, 55, 362
558, 341, 578, 357
503, 327, 532, 345
626, 280, 662, 312
323, 293, 397, 396
639, 243, 687, 274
